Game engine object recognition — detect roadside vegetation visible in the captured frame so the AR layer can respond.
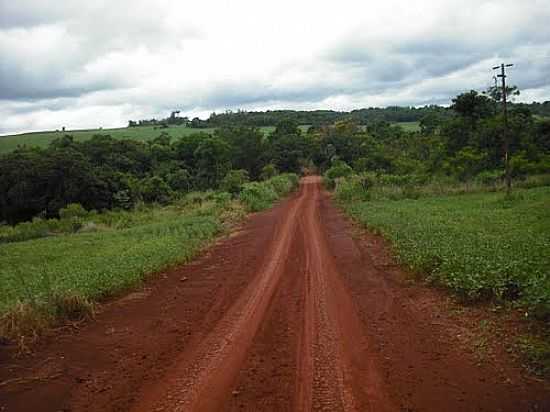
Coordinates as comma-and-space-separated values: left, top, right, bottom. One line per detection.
317, 87, 550, 373
1, 84, 548, 351
334, 178, 550, 314
0, 173, 298, 344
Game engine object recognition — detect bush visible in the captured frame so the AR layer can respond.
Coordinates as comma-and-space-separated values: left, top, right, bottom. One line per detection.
139, 176, 172, 204
221, 169, 250, 195
239, 182, 278, 212
334, 176, 371, 202
260, 164, 278, 180
59, 203, 88, 220
269, 173, 299, 196
239, 174, 298, 212
323, 161, 353, 190
475, 170, 503, 186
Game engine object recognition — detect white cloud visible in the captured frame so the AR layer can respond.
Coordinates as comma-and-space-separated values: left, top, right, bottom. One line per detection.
1, 0, 549, 134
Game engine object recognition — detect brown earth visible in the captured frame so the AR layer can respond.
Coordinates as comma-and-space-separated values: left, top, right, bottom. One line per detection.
1, 176, 548, 411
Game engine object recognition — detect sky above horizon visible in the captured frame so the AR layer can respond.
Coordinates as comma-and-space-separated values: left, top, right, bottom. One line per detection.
1, 0, 550, 135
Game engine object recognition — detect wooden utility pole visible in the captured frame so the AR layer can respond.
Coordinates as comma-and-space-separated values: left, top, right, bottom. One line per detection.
493, 63, 513, 194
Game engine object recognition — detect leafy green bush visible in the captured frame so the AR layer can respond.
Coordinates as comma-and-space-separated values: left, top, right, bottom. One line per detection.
239, 182, 279, 212
239, 173, 298, 212
269, 173, 299, 196
221, 169, 249, 195
260, 163, 279, 180
475, 170, 503, 186
59, 203, 88, 220
334, 176, 371, 202
323, 161, 353, 189
139, 176, 172, 204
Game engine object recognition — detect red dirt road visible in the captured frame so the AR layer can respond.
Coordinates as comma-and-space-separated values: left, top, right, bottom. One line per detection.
1, 176, 548, 411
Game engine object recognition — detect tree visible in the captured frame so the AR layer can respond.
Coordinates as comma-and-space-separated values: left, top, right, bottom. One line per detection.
139, 176, 172, 204
194, 137, 232, 188
451, 90, 495, 122
216, 126, 266, 179
221, 170, 250, 195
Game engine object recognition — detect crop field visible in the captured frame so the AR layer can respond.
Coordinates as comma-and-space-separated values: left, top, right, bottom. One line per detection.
339, 186, 550, 316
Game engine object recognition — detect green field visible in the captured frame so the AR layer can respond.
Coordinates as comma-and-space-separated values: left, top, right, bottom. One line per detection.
0, 201, 227, 313
337, 186, 550, 315
0, 125, 316, 154
0, 123, 427, 154
0, 125, 216, 154
392, 121, 421, 132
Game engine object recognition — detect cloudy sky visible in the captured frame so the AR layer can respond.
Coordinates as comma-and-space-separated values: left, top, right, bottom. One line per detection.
1, 0, 549, 135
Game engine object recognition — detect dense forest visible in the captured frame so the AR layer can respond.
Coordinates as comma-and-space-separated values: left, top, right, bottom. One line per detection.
2, 89, 549, 224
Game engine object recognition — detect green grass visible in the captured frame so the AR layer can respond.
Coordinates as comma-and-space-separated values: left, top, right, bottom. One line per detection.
339, 186, 550, 315
393, 121, 421, 132
0, 174, 298, 342
0, 196, 246, 341
0, 125, 215, 154
0, 125, 310, 154
0, 206, 223, 311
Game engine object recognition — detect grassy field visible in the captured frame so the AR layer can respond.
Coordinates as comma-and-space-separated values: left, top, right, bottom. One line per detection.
0, 200, 231, 336
0, 125, 318, 154
0, 174, 298, 341
337, 185, 550, 316
392, 121, 421, 132
0, 125, 216, 154
0, 123, 428, 153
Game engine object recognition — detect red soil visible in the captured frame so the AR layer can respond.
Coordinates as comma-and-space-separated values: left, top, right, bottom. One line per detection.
1, 176, 548, 411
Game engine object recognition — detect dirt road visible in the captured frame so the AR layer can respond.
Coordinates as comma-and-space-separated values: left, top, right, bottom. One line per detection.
1, 176, 548, 411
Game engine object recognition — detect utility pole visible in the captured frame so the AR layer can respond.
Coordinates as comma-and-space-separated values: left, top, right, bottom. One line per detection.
492, 63, 513, 195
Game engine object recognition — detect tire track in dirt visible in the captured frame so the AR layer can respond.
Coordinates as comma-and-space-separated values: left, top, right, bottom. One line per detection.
128, 182, 308, 412
2, 176, 549, 412
296, 177, 394, 412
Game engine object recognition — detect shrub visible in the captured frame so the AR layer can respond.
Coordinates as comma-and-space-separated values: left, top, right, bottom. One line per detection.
221, 169, 250, 196
260, 164, 279, 180
239, 173, 298, 212
239, 182, 278, 212
323, 161, 353, 190
59, 203, 88, 220
269, 173, 299, 196
139, 176, 172, 204
475, 170, 503, 186
334, 176, 371, 202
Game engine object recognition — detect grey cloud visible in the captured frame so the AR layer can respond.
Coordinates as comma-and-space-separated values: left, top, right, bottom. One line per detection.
1, 0, 550, 136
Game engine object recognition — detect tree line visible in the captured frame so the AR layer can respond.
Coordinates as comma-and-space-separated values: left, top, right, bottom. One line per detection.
2, 88, 549, 224
128, 101, 550, 129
